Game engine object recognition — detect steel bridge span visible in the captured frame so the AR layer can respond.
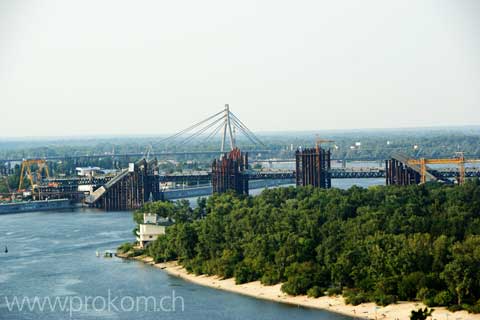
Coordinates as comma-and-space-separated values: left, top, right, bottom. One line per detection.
41, 166, 480, 188
386, 153, 480, 186
9, 107, 480, 210
39, 166, 480, 203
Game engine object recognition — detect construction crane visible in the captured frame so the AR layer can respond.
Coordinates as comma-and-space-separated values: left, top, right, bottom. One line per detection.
315, 135, 335, 152
407, 152, 480, 184
18, 159, 50, 192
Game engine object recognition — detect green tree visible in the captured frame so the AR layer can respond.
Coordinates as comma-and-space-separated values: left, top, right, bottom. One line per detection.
442, 236, 480, 305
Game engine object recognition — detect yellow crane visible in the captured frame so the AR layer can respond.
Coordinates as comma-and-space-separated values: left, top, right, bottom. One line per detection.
18, 159, 50, 191
407, 152, 480, 184
315, 135, 335, 152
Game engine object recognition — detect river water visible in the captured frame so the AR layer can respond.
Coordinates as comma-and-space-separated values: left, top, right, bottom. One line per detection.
0, 181, 380, 319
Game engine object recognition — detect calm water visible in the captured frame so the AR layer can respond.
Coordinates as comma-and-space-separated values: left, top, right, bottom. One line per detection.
0, 181, 381, 319
0, 208, 353, 320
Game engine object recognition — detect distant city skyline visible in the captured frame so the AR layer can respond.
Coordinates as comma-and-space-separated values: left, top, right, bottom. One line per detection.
1, 0, 479, 137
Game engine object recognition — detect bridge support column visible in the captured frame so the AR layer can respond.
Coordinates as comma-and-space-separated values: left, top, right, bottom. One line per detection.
386, 157, 421, 186
295, 147, 331, 188
212, 148, 249, 195
90, 159, 162, 211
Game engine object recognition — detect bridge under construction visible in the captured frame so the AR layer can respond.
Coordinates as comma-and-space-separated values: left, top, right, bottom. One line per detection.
3, 105, 480, 210
386, 152, 480, 186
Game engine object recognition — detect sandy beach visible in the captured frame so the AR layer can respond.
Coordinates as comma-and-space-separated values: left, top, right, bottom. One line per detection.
121, 254, 480, 320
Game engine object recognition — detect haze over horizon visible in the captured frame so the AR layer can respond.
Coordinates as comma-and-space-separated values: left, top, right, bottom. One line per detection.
1, 0, 479, 137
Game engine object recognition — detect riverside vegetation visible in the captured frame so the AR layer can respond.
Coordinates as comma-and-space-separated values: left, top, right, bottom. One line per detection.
125, 180, 480, 313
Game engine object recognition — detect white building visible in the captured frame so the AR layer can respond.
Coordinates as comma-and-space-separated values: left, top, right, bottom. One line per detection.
78, 185, 94, 193
136, 213, 174, 248
75, 167, 102, 177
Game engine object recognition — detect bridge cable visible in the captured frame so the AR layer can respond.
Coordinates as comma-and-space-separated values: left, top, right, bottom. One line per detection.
230, 112, 266, 147
230, 115, 265, 147
230, 118, 259, 146
177, 116, 226, 146
159, 110, 225, 144
204, 118, 227, 142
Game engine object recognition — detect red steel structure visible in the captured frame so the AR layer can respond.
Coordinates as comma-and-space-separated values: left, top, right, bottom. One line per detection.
211, 148, 249, 195
295, 146, 331, 188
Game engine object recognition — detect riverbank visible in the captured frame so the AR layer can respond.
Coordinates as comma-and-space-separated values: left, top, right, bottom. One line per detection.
119, 254, 480, 320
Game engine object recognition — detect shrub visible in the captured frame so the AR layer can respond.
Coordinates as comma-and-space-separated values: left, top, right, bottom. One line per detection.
281, 262, 318, 296
307, 286, 324, 298
184, 258, 205, 275
464, 303, 480, 314
423, 297, 437, 307
327, 287, 342, 296
118, 242, 133, 254
398, 272, 426, 300
261, 268, 281, 286
433, 290, 455, 306
344, 289, 369, 306
446, 304, 463, 312
373, 293, 397, 306
234, 262, 259, 284
417, 287, 437, 306
416, 288, 440, 307
129, 248, 145, 257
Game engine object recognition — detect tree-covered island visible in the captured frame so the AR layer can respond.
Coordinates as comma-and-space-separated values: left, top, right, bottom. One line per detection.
122, 180, 480, 313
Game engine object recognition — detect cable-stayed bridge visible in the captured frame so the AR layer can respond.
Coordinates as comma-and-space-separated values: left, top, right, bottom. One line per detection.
6, 105, 479, 210
0, 105, 269, 166
157, 104, 265, 153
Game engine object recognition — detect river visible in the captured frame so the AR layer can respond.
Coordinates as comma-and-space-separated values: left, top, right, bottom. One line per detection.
0, 181, 380, 319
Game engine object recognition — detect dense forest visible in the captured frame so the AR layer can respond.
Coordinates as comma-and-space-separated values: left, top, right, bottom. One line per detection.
133, 180, 480, 313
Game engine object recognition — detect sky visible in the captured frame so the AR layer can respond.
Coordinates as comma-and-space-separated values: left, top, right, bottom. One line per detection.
0, 0, 479, 137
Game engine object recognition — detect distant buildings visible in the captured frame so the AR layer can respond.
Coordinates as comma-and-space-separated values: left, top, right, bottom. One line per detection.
75, 166, 117, 177
136, 213, 174, 248
75, 167, 102, 176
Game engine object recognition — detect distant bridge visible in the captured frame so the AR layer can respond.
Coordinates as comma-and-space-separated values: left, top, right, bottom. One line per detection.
41, 168, 386, 188
0, 150, 272, 164
41, 166, 480, 189
386, 153, 480, 185
11, 107, 480, 209
156, 168, 388, 182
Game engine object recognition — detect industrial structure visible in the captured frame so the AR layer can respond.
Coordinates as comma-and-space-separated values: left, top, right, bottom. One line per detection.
3, 107, 480, 211
386, 153, 480, 186
211, 148, 249, 195
386, 154, 424, 186
85, 159, 161, 210
295, 145, 331, 188
18, 159, 50, 198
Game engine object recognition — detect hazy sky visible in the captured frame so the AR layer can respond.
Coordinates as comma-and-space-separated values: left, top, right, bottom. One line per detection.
0, 0, 479, 137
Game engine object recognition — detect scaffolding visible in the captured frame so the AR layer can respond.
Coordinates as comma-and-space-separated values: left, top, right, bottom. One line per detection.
295, 147, 331, 188
211, 148, 249, 195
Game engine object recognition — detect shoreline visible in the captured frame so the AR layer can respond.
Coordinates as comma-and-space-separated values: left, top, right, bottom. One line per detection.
119, 253, 480, 320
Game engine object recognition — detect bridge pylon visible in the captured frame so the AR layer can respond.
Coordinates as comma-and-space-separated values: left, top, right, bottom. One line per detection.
158, 104, 265, 153
221, 104, 235, 152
